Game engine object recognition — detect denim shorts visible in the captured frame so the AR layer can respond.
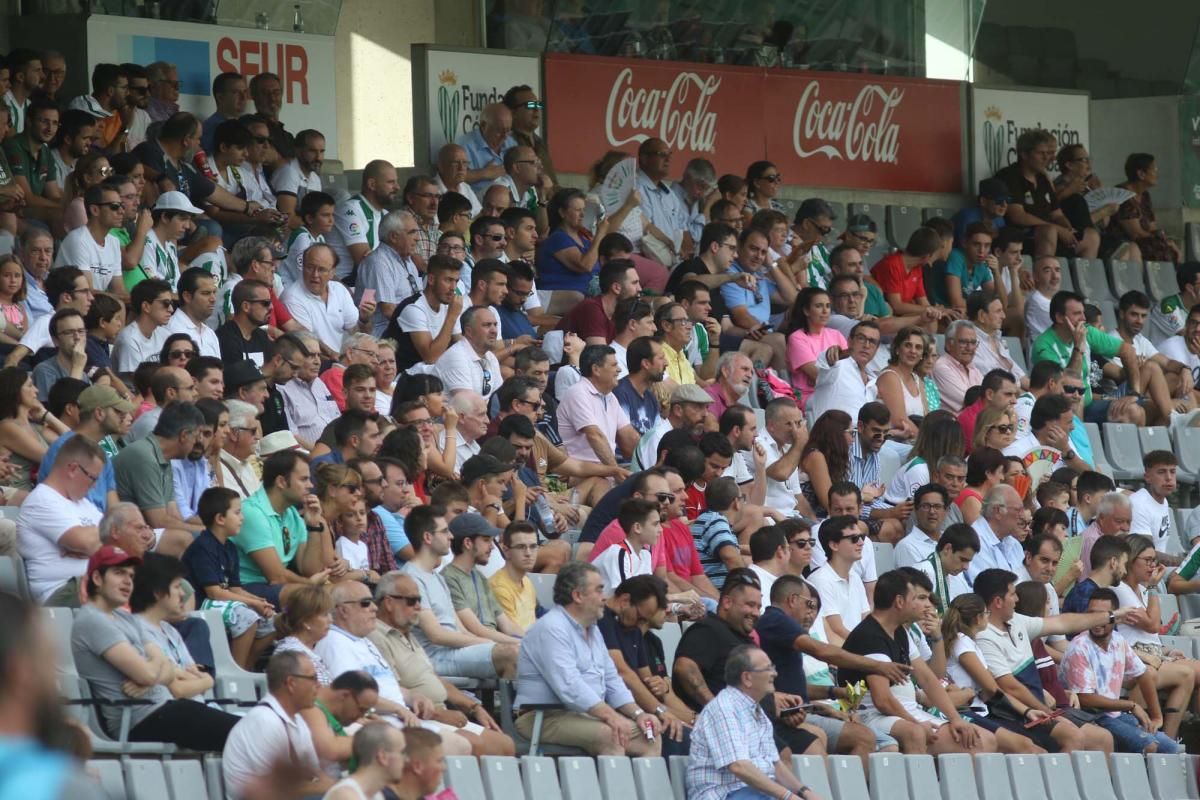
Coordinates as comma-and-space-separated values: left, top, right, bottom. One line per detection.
1096, 711, 1180, 754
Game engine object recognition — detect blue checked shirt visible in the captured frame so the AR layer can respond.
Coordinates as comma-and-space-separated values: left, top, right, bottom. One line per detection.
848, 434, 889, 517
687, 686, 779, 800
515, 605, 634, 712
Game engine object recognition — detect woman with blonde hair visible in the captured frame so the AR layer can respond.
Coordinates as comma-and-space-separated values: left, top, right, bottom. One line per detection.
972, 406, 1017, 454
272, 585, 336, 685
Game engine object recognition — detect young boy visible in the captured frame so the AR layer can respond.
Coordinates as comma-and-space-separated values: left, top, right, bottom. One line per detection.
593, 497, 662, 596
490, 521, 539, 630
1035, 480, 1071, 513
180, 486, 276, 669
280, 190, 336, 286
336, 498, 380, 585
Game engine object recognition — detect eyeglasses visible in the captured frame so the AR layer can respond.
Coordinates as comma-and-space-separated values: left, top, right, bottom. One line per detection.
989, 424, 1015, 434
513, 159, 539, 167
247, 299, 272, 307
516, 397, 545, 410
1063, 385, 1085, 395
96, 202, 122, 211
339, 598, 376, 608
156, 298, 174, 307
653, 491, 675, 505
916, 503, 946, 512
386, 593, 422, 606
159, 80, 182, 89
840, 533, 867, 544
646, 150, 671, 158
289, 673, 320, 682
519, 100, 544, 110
952, 339, 978, 348
352, 346, 379, 361
789, 538, 813, 549
761, 174, 783, 183
485, 233, 507, 242
73, 462, 99, 484
55, 326, 87, 338
666, 317, 689, 326
745, 665, 777, 673
1135, 555, 1158, 565
852, 334, 881, 346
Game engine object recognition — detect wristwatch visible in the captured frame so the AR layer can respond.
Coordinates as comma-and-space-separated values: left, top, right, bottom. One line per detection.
655, 705, 668, 716
305, 522, 325, 532
1063, 449, 1076, 462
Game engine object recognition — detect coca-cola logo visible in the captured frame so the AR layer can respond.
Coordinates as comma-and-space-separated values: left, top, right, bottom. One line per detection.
792, 81, 903, 164
604, 67, 720, 153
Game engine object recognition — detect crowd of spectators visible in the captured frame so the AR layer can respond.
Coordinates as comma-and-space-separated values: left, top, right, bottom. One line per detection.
2, 45, 1200, 800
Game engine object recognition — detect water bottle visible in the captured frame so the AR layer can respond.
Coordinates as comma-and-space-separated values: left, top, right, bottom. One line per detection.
292, 3, 304, 32
534, 494, 556, 534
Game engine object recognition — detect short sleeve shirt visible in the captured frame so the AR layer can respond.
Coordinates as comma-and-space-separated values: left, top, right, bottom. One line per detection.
755, 605, 809, 697
71, 605, 172, 732
974, 613, 1046, 698
234, 487, 308, 585
1060, 630, 1145, 711
690, 510, 741, 588
555, 296, 614, 342
442, 563, 503, 630
837, 614, 912, 712
613, 377, 660, 436
3, 135, 57, 195
399, 562, 461, 651
1030, 325, 1122, 407
182, 529, 242, 590
996, 164, 1058, 220
598, 606, 649, 671
671, 614, 753, 712
112, 436, 174, 512
556, 378, 632, 464
870, 251, 926, 304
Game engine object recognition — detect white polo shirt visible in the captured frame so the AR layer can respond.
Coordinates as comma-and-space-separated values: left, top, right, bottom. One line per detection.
808, 521, 878, 583
753, 431, 803, 514
894, 528, 940, 568
280, 280, 360, 354
436, 337, 501, 400
807, 563, 870, 631
592, 539, 652, 596
112, 321, 168, 373
270, 158, 322, 201
53, 226, 122, 291
165, 308, 221, 358
223, 693, 320, 798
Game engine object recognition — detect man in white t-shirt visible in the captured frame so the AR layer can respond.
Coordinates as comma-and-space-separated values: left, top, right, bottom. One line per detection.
53, 184, 124, 291
271, 129, 325, 227
438, 305, 502, 401
808, 515, 871, 645
592, 498, 660, 596
808, 482, 880, 595
894, 484, 949, 568
1159, 302, 1200, 400
1129, 450, 1180, 553
222, 651, 334, 798
387, 255, 463, 373
165, 267, 221, 358
16, 435, 104, 605
1022, 256, 1061, 344
1115, 291, 1199, 419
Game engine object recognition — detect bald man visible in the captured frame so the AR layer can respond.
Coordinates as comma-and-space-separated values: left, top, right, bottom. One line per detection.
457, 103, 515, 195
327, 159, 399, 272
434, 144, 481, 216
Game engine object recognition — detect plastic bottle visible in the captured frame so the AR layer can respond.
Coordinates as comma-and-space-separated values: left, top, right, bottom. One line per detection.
292, 3, 304, 32
534, 494, 556, 534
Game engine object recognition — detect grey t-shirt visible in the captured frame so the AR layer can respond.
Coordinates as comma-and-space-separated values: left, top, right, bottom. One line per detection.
71, 605, 172, 733
135, 615, 195, 669
399, 561, 459, 652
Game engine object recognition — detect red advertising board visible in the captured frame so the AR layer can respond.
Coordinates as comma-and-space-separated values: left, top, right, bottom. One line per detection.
544, 53, 964, 194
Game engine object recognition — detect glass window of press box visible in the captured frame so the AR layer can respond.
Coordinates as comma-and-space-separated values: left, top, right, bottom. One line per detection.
21, 0, 341, 35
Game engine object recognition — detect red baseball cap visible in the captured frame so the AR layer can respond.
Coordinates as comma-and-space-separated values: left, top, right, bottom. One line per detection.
86, 545, 142, 576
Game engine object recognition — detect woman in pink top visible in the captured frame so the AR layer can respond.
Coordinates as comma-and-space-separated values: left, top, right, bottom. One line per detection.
785, 286, 846, 405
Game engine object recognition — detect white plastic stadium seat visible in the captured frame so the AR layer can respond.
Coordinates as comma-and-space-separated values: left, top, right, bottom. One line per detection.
558, 756, 603, 800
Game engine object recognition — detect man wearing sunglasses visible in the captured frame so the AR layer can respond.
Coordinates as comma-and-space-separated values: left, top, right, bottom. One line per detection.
504, 85, 555, 187
53, 183, 125, 293
117, 62, 152, 149
792, 198, 838, 290
808, 516, 871, 646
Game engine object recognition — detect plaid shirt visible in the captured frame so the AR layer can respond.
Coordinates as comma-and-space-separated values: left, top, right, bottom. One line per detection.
401, 204, 440, 262
334, 511, 397, 574
687, 687, 779, 800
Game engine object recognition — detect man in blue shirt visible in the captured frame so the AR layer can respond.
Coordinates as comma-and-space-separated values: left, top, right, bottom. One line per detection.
951, 177, 1009, 245
719, 227, 792, 372
457, 103, 516, 195
40, 384, 132, 511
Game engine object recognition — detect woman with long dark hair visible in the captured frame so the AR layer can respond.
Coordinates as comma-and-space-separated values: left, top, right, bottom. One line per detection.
799, 409, 853, 517
786, 287, 846, 406
743, 160, 785, 216
884, 409, 964, 504
0, 366, 67, 492
874, 325, 927, 441
958, 446, 1006, 525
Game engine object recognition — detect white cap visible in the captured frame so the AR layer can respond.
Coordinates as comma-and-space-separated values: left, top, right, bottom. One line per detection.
258, 430, 307, 457
153, 191, 205, 215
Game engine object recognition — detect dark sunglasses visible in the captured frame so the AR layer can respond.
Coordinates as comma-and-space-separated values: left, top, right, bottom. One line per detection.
840, 533, 867, 544
339, 598, 375, 608
653, 491, 675, 504
168, 349, 195, 360
96, 202, 123, 211
339, 482, 363, 492
1063, 385, 1085, 395
989, 424, 1015, 434
386, 593, 422, 606
727, 571, 762, 589
519, 100, 544, 110
485, 233, 506, 242
789, 538, 813, 548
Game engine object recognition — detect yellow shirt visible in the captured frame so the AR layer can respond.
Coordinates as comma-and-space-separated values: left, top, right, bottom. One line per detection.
489, 568, 537, 630
662, 342, 697, 385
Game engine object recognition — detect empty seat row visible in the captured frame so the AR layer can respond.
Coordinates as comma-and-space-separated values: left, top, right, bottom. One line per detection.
88, 757, 219, 800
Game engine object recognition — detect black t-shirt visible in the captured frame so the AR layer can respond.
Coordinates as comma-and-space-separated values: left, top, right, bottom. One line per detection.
838, 613, 909, 691
597, 607, 648, 671
995, 164, 1058, 222
664, 257, 729, 319
261, 384, 289, 436
579, 474, 638, 542
132, 138, 216, 205
755, 606, 808, 698
216, 320, 270, 366
671, 614, 752, 712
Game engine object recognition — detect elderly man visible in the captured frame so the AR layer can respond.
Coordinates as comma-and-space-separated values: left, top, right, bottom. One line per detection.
515, 561, 662, 755
16, 227, 53, 323
704, 352, 754, 419
1079, 491, 1134, 581
397, 175, 441, 265
966, 484, 1026, 583
673, 157, 716, 246
399, 505, 518, 680
271, 128, 324, 226
145, 61, 179, 123
757, 398, 811, 516
438, 390, 488, 473
217, 399, 261, 498
457, 102, 515, 195
434, 143, 481, 215
17, 435, 105, 606
558, 344, 640, 467
327, 159, 397, 276
438, 306, 503, 400
635, 137, 690, 261
688, 644, 820, 800
370, 571, 515, 756
932, 320, 983, 413
223, 651, 335, 798
636, 384, 711, 470
492, 145, 544, 215
281, 243, 374, 359
279, 331, 340, 449
357, 210, 422, 336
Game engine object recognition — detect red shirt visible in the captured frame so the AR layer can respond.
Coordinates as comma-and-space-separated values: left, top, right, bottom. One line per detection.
871, 252, 926, 304
320, 364, 347, 411
270, 288, 294, 328
958, 397, 984, 453
685, 484, 707, 520
555, 296, 614, 342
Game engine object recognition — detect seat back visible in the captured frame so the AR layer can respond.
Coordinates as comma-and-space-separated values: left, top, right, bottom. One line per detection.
197, 609, 265, 703
793, 754, 835, 800
631, 757, 674, 800
162, 759, 209, 800
975, 753, 1014, 800
1072, 258, 1109, 302
1008, 754, 1049, 800
904, 755, 939, 800
668, 755, 688, 800
1187, 223, 1200, 262
874, 542, 895, 575
1083, 423, 1113, 474
656, 623, 682, 677
937, 754, 981, 800
868, 752, 911, 800
1054, 257, 1077, 291
1004, 336, 1028, 373
1177, 428, 1200, 477
481, 755, 525, 800
829, 754, 871, 800
1102, 423, 1143, 480
1146, 261, 1181, 301
559, 756, 604, 800
1070, 751, 1118, 800
203, 756, 223, 800
522, 755, 564, 800
1145, 753, 1192, 800
124, 759, 170, 800
1110, 259, 1147, 297
923, 207, 949, 222
0, 554, 28, 601
529, 573, 556, 609
1039, 753, 1082, 800
88, 759, 126, 800
597, 756, 637, 800
886, 205, 923, 250
1139, 426, 1173, 459
1110, 753, 1154, 800
445, 756, 487, 800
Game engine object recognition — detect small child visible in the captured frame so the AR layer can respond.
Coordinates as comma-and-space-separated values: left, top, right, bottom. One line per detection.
336, 499, 381, 585
180, 486, 276, 669
280, 190, 336, 286
1036, 480, 1071, 512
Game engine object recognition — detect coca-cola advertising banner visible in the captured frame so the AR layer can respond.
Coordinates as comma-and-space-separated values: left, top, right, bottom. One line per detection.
544, 53, 965, 194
